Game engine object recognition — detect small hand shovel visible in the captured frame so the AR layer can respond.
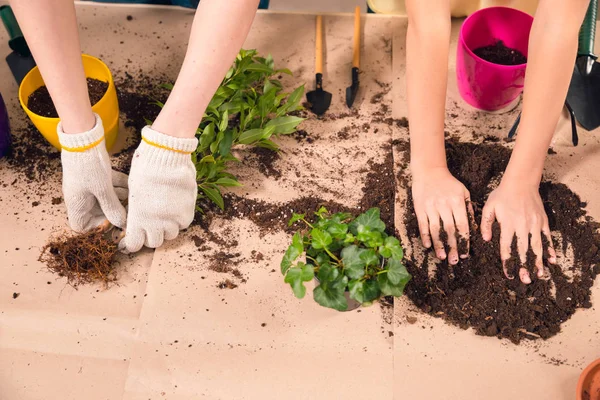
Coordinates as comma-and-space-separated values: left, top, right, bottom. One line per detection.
566, 0, 600, 131
0, 5, 36, 85
306, 15, 331, 116
346, 6, 361, 108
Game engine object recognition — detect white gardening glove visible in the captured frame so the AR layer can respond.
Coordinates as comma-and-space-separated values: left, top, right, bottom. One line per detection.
59, 114, 128, 232
119, 126, 198, 253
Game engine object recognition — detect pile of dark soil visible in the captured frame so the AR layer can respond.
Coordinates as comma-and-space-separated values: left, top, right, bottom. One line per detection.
400, 139, 600, 343
39, 229, 119, 287
473, 41, 527, 65
27, 78, 108, 118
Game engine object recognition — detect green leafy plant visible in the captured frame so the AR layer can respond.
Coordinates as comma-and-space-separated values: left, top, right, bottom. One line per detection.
281, 207, 411, 311
159, 49, 305, 210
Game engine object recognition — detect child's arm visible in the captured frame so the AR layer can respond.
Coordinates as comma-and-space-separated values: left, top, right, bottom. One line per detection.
481, 0, 590, 283
407, 0, 471, 265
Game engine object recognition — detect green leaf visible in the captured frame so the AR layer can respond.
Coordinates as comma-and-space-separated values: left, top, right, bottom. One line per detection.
276, 68, 293, 75
359, 249, 379, 267
214, 177, 241, 187
288, 213, 305, 227
281, 232, 304, 274
161, 83, 174, 90
238, 129, 264, 145
218, 110, 229, 132
327, 222, 348, 239
313, 284, 347, 311
348, 279, 380, 304
281, 85, 304, 113
264, 79, 276, 95
256, 139, 279, 151
218, 130, 234, 156
265, 116, 304, 135
315, 206, 329, 219
380, 236, 404, 259
356, 227, 384, 248
387, 258, 410, 286
311, 228, 332, 250
199, 123, 215, 152
344, 233, 356, 244
314, 264, 348, 311
377, 271, 411, 297
349, 208, 386, 235
199, 155, 215, 163
284, 262, 314, 299
341, 245, 366, 280
200, 185, 224, 210
246, 63, 273, 73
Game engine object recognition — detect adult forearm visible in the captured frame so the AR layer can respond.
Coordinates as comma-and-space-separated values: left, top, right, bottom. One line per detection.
505, 0, 589, 184
406, 1, 452, 172
9, 0, 94, 134
152, 0, 259, 138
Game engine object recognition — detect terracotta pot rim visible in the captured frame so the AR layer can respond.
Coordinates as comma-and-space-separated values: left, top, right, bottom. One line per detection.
577, 358, 600, 399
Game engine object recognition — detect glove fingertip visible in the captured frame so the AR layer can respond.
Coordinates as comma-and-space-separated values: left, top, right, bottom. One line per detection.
118, 230, 145, 254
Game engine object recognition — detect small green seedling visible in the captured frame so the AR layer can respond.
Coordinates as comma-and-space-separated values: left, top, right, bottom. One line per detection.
281, 207, 411, 311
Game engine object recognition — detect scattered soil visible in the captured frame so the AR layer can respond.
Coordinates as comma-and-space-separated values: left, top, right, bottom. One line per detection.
217, 279, 238, 290
6, 122, 61, 183
399, 138, 600, 344
27, 78, 108, 118
12, 292, 19, 299
39, 229, 119, 287
291, 129, 315, 143
51, 197, 63, 205
249, 147, 281, 179
112, 73, 167, 174
473, 41, 527, 66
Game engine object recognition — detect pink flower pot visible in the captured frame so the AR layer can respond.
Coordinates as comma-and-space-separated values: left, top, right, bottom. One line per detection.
456, 7, 533, 112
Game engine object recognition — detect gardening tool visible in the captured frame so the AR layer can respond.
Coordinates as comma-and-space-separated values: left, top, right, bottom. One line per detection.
306, 15, 332, 116
346, 6, 361, 108
508, 101, 579, 146
0, 93, 11, 158
0, 5, 36, 85
566, 0, 600, 131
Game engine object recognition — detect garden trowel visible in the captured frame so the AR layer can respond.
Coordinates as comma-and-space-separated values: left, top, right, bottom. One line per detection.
0, 5, 36, 85
566, 0, 600, 131
346, 6, 361, 108
306, 15, 331, 116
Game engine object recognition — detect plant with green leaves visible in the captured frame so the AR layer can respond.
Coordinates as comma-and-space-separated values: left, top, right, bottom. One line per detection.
281, 207, 411, 311
158, 49, 305, 210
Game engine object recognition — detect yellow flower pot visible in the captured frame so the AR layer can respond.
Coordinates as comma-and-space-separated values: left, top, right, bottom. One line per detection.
18, 54, 119, 151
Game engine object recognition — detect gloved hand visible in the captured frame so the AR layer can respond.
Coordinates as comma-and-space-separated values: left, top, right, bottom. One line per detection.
59, 114, 128, 232
119, 126, 198, 253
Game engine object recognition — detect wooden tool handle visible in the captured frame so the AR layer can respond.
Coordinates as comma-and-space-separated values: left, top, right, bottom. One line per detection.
315, 15, 323, 74
352, 6, 360, 68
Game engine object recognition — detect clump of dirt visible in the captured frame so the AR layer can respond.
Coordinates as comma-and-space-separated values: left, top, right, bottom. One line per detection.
248, 147, 281, 179
473, 40, 527, 65
27, 78, 108, 118
291, 129, 315, 143
399, 138, 600, 343
39, 229, 119, 287
217, 279, 238, 289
